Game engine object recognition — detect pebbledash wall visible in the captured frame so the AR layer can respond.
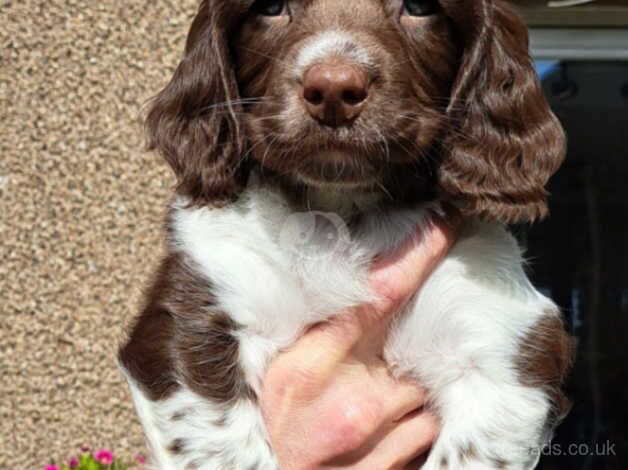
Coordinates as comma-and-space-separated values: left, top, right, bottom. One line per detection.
1, 1, 199, 467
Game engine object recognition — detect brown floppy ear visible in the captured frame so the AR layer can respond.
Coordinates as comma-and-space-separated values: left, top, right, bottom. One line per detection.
146, 0, 246, 206
439, 0, 566, 224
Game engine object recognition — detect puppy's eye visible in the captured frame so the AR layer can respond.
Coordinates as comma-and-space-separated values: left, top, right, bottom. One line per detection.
253, 0, 287, 16
402, 0, 439, 16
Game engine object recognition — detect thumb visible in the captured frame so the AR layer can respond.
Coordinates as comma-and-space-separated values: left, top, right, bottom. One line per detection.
368, 207, 461, 316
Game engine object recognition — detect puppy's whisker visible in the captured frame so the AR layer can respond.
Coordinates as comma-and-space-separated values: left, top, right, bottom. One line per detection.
375, 180, 394, 201
197, 97, 270, 110
238, 134, 276, 167
238, 46, 294, 69
389, 133, 426, 163
260, 135, 280, 175
438, 122, 484, 144
250, 115, 285, 123
387, 57, 413, 68
201, 97, 268, 109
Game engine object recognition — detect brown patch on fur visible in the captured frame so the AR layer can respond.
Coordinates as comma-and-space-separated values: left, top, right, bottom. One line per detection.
168, 438, 186, 454
177, 312, 245, 400
119, 252, 251, 403
517, 310, 574, 428
117, 300, 179, 400
171, 411, 187, 421
490, 457, 509, 469
458, 443, 478, 462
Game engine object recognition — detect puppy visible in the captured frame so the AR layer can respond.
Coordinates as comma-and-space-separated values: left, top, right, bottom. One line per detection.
119, 1, 573, 468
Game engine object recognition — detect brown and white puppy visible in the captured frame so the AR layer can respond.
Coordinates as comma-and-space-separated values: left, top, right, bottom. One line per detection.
119, 1, 573, 468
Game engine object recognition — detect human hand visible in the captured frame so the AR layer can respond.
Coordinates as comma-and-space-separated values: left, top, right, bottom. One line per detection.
261, 211, 461, 469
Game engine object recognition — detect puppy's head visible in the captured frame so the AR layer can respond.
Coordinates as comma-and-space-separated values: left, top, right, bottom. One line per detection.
147, 0, 565, 223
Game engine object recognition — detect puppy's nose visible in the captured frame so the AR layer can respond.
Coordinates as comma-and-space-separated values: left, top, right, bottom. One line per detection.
303, 64, 368, 128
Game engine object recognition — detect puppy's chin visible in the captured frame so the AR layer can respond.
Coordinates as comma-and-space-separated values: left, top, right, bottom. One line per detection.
294, 150, 382, 190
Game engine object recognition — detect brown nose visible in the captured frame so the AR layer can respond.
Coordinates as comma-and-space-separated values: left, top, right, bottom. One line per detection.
303, 64, 369, 128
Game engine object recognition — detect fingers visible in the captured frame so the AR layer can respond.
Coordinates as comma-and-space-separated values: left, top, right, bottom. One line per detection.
369, 207, 462, 316
323, 410, 439, 470
366, 410, 439, 470
383, 377, 427, 423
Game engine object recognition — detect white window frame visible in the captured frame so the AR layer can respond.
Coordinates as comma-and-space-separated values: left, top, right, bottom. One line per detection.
530, 28, 628, 60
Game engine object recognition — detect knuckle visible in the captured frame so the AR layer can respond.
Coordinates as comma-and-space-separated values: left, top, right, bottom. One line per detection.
327, 419, 369, 454
371, 267, 405, 310
323, 398, 382, 454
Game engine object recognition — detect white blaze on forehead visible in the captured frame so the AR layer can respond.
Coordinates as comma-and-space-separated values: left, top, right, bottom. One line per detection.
295, 30, 372, 73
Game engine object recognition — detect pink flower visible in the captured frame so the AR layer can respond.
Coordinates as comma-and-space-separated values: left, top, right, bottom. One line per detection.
135, 453, 147, 464
94, 449, 114, 465
69, 456, 80, 469
44, 466, 60, 470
